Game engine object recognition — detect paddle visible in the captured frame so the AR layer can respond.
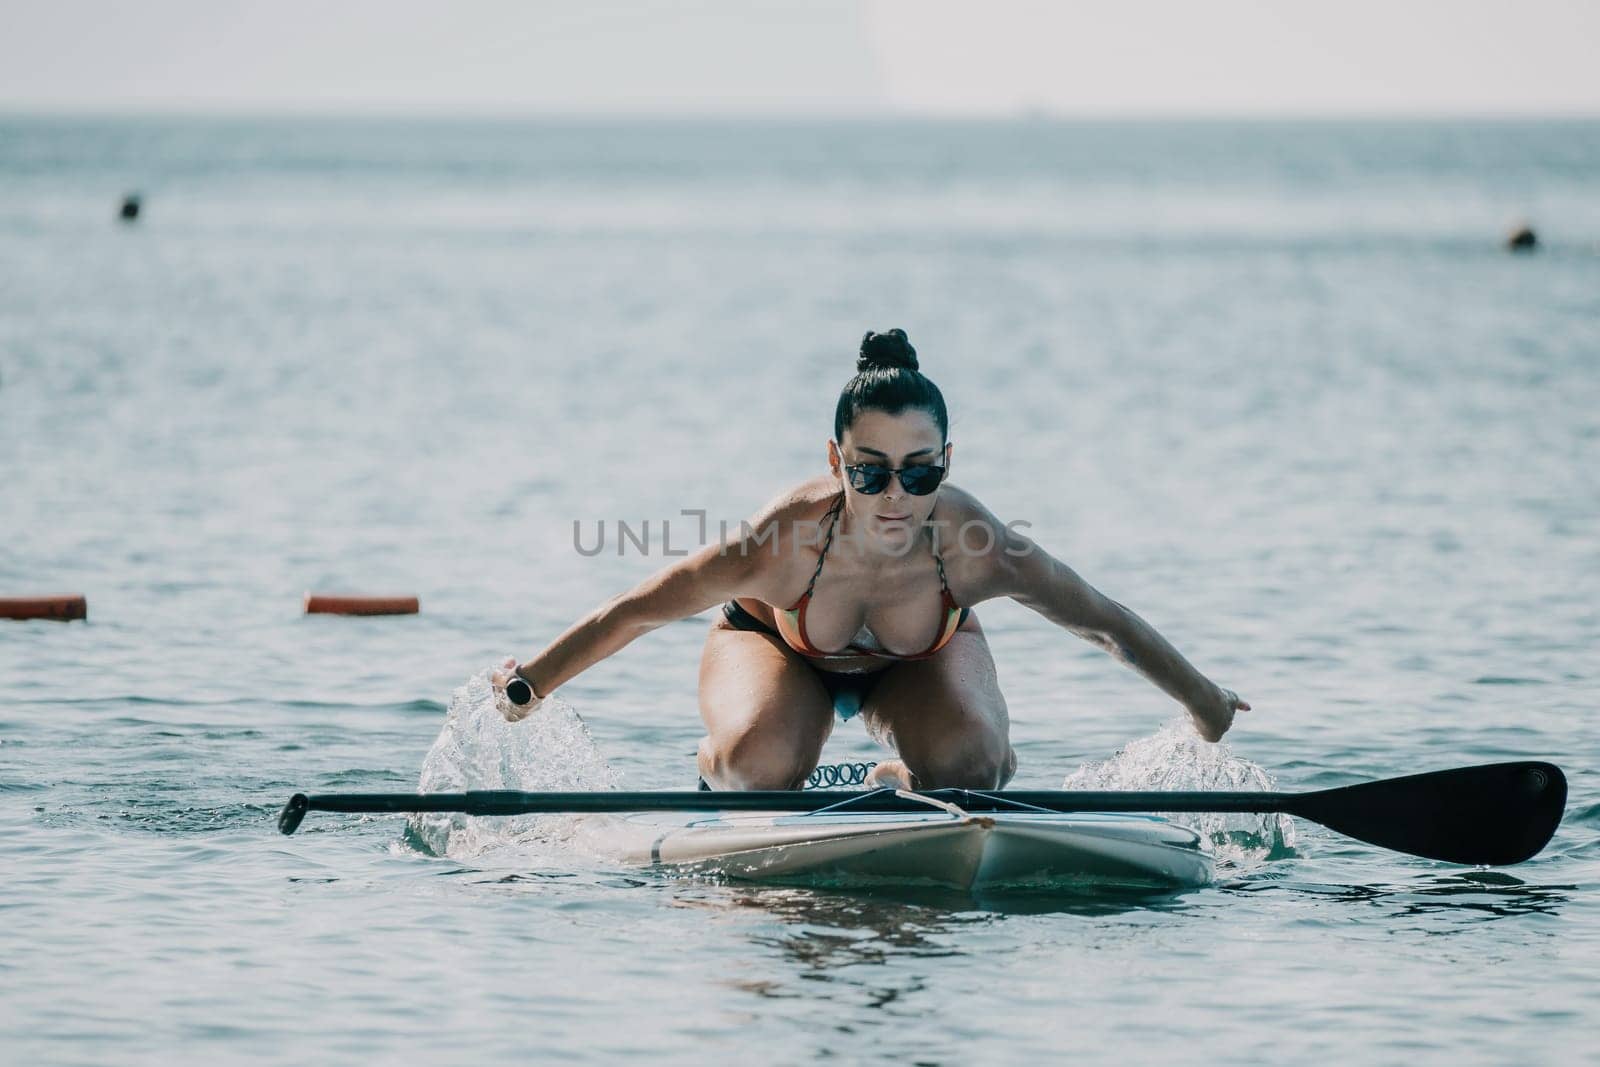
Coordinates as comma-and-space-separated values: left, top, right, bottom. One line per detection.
277, 760, 1566, 866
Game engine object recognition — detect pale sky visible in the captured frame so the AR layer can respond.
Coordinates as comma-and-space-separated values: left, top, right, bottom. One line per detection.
1, 0, 1597, 116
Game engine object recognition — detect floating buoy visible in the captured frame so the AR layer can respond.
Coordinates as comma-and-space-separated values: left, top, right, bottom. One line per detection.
1505, 222, 1537, 252
0, 594, 88, 621
119, 193, 141, 222
304, 593, 419, 616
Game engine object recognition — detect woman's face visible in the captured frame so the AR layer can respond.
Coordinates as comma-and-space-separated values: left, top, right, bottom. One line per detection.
829, 408, 951, 550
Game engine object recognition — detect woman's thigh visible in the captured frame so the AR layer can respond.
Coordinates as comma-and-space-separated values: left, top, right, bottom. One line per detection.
858, 615, 1015, 789
697, 620, 836, 789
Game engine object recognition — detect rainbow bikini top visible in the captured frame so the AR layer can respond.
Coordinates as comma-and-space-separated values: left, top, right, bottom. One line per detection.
772, 494, 965, 662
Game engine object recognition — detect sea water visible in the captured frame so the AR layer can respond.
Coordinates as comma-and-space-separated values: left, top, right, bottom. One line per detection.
2, 117, 1598, 1063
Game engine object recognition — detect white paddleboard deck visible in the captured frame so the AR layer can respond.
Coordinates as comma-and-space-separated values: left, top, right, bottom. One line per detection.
591, 804, 1214, 892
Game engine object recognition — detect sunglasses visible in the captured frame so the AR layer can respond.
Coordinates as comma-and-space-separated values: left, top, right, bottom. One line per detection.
842, 458, 947, 496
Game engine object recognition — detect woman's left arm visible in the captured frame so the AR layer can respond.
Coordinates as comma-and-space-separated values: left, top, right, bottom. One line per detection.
980, 518, 1249, 741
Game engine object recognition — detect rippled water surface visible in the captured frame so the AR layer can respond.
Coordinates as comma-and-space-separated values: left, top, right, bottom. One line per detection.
3, 118, 1598, 1063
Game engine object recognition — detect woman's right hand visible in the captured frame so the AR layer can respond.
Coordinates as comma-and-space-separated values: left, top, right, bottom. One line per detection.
490, 655, 543, 722
1187, 684, 1250, 743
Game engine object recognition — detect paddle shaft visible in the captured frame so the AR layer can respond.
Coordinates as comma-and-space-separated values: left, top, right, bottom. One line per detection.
284, 788, 1291, 822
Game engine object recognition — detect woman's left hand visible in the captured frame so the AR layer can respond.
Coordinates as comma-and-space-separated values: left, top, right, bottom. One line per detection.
1188, 685, 1251, 743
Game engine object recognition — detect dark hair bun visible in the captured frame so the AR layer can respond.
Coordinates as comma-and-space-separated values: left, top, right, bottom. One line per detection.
857, 328, 918, 373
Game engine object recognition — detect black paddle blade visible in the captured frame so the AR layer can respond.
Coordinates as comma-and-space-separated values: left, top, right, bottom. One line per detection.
279, 794, 310, 835
1286, 761, 1566, 866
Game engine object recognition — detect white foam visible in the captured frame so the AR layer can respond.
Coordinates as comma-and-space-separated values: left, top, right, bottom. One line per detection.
1063, 719, 1295, 868
405, 665, 620, 860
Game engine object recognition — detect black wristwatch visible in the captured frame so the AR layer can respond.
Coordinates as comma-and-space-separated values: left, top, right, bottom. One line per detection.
506, 672, 539, 706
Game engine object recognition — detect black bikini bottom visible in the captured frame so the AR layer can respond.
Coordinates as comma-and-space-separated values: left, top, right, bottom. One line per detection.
720, 600, 883, 720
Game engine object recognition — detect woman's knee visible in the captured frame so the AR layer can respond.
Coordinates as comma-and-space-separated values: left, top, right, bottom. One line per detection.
697, 721, 820, 791
904, 728, 1015, 790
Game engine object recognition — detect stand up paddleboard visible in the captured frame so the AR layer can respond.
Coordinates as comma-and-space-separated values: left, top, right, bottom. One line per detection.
595, 790, 1215, 891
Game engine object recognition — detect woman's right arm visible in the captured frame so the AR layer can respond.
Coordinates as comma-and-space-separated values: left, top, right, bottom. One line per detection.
493, 503, 799, 719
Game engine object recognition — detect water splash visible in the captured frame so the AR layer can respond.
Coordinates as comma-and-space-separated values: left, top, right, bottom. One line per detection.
403, 665, 620, 859
1063, 719, 1295, 868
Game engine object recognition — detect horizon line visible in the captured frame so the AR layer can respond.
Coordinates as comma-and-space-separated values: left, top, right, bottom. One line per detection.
4, 104, 1600, 123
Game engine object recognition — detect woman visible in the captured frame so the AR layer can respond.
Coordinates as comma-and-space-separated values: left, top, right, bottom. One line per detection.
492, 329, 1249, 791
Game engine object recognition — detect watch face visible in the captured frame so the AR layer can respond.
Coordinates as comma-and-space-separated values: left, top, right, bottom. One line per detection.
506, 678, 533, 705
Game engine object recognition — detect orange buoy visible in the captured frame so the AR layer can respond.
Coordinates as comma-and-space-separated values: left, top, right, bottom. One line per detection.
1, 594, 88, 621
304, 593, 419, 616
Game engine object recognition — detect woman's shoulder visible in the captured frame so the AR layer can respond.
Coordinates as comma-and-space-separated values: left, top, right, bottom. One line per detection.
745, 475, 844, 531
717, 476, 840, 570
930, 483, 1039, 592
930, 482, 1009, 535
701, 477, 839, 606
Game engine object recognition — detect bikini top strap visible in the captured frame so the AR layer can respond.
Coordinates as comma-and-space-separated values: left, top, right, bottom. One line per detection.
801, 493, 845, 599
928, 499, 953, 598
932, 549, 952, 599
